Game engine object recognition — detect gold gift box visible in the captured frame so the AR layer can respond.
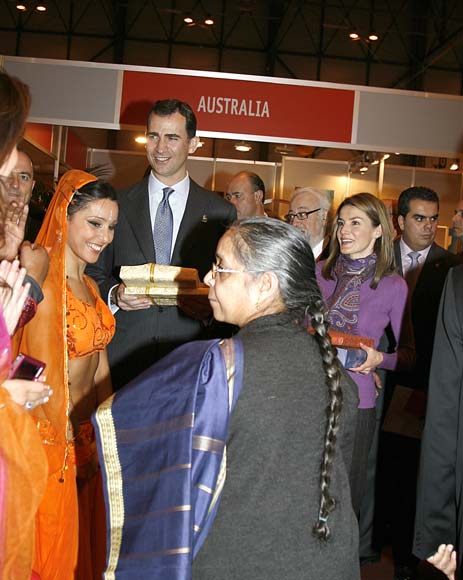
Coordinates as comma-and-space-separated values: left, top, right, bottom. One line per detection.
120, 263, 209, 306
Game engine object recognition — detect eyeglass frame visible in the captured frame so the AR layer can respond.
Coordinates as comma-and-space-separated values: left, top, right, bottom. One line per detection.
284, 208, 321, 223
210, 262, 260, 279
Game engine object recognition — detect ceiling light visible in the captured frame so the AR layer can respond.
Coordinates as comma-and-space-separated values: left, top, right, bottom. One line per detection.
36, 4, 47, 11
382, 153, 390, 160
16, 3, 27, 10
204, 15, 214, 26
234, 141, 252, 152
368, 32, 379, 41
450, 162, 459, 171
349, 32, 360, 40
359, 165, 369, 173
135, 135, 147, 144
183, 14, 194, 24
371, 159, 379, 165
274, 144, 295, 156
196, 140, 205, 148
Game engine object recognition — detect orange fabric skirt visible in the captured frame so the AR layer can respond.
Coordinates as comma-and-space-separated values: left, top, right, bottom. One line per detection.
32, 420, 106, 580
0, 388, 48, 580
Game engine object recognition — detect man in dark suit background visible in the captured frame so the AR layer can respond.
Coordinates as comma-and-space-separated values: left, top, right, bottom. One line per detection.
379, 186, 457, 580
87, 99, 236, 388
413, 264, 463, 575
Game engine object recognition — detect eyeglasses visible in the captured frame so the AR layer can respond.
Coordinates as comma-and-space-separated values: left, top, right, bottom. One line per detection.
211, 262, 259, 279
225, 192, 245, 201
454, 209, 463, 218
284, 208, 321, 223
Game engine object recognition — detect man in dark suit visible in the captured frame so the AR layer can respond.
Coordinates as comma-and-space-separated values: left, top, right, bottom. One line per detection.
87, 99, 236, 388
413, 264, 463, 574
380, 186, 457, 580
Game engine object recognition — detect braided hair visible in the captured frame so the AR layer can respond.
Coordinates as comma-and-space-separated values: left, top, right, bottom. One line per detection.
228, 217, 343, 541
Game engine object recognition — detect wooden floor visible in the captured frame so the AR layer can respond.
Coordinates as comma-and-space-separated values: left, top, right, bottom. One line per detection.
361, 547, 448, 580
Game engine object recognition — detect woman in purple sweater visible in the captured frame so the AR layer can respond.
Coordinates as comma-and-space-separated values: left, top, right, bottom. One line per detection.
316, 192, 414, 512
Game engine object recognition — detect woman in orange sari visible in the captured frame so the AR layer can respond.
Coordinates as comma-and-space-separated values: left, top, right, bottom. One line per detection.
17, 169, 118, 579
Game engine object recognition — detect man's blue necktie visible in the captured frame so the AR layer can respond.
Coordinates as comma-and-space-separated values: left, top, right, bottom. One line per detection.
153, 187, 174, 265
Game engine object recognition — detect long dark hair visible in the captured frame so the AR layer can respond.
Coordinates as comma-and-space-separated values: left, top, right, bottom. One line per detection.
322, 192, 395, 289
228, 217, 343, 541
68, 179, 117, 217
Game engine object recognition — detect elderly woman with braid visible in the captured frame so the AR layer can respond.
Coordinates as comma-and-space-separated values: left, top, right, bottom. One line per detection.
94, 217, 360, 580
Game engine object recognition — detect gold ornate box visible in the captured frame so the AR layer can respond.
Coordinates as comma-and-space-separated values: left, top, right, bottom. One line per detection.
120, 263, 209, 306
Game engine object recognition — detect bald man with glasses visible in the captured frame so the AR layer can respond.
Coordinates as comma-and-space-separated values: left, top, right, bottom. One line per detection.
286, 187, 333, 260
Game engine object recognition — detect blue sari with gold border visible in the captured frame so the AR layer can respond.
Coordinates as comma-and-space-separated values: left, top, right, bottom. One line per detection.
93, 337, 243, 579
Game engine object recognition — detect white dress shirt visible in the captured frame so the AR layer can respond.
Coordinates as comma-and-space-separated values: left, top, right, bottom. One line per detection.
399, 238, 432, 275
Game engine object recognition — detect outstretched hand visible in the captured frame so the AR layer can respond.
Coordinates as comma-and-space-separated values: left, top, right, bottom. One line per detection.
0, 259, 30, 335
1, 202, 28, 261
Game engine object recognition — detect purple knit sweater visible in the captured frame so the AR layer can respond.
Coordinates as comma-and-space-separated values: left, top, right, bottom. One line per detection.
316, 261, 411, 409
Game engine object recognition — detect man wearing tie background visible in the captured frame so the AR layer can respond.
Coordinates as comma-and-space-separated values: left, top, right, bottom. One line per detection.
88, 99, 236, 388
378, 186, 457, 580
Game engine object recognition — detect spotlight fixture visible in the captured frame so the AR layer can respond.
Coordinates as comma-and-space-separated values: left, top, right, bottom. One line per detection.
196, 140, 205, 148
450, 161, 459, 171
16, 3, 27, 10
349, 31, 379, 42
135, 135, 147, 144
382, 153, 390, 161
234, 141, 252, 152
36, 3, 47, 11
204, 15, 214, 26
183, 14, 194, 24
359, 165, 369, 174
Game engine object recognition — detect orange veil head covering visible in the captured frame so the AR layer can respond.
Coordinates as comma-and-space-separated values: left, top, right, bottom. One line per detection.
15, 169, 97, 466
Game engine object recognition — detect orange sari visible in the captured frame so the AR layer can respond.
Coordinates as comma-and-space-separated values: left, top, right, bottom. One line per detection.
0, 309, 48, 579
15, 170, 108, 580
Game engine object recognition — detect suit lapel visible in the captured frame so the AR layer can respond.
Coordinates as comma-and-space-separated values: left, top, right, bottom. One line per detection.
123, 177, 155, 263
171, 181, 206, 265
394, 240, 403, 276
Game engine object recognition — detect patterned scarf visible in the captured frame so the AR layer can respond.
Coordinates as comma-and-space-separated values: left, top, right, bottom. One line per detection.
325, 253, 377, 334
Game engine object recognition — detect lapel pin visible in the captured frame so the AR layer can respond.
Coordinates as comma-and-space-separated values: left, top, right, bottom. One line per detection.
201, 214, 208, 223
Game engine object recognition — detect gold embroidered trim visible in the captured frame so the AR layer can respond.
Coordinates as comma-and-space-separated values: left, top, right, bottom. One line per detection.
123, 547, 191, 559
126, 504, 191, 522
208, 339, 236, 516
117, 413, 194, 444
196, 483, 213, 494
95, 394, 124, 580
124, 462, 191, 483
192, 435, 225, 454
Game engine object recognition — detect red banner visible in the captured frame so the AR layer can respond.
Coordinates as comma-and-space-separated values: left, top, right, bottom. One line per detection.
120, 71, 355, 143
24, 123, 52, 151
